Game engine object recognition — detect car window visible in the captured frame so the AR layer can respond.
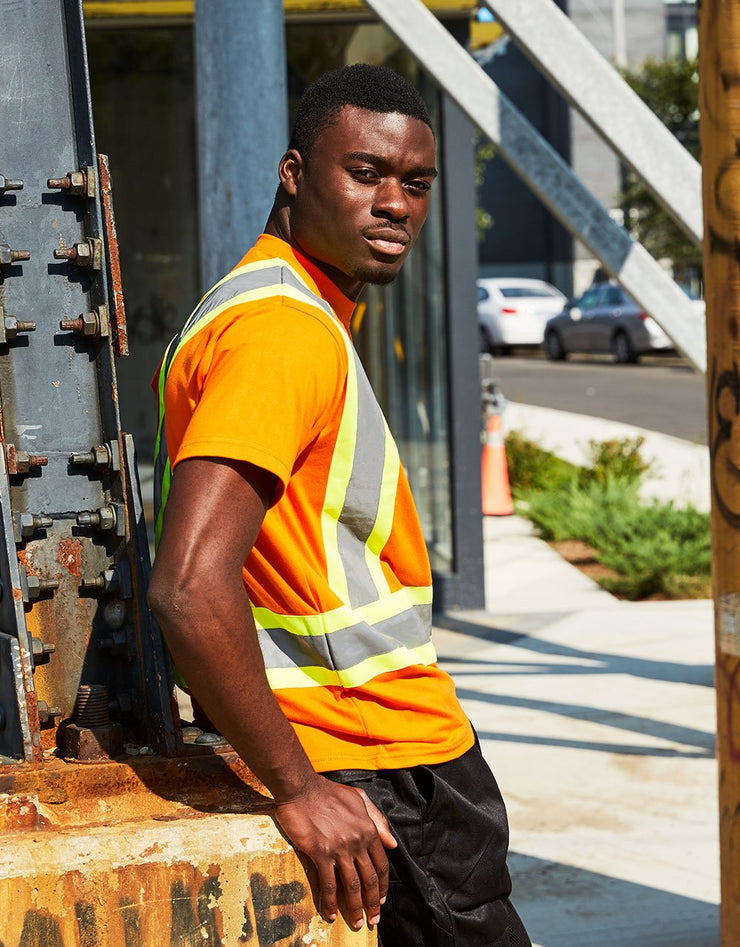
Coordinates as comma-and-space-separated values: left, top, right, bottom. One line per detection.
477, 285, 489, 302
578, 288, 602, 310
605, 287, 623, 306
499, 286, 561, 298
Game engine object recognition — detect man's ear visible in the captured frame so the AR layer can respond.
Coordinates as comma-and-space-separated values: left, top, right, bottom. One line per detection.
279, 149, 303, 197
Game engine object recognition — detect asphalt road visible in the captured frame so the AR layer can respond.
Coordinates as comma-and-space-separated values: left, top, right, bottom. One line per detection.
492, 353, 708, 445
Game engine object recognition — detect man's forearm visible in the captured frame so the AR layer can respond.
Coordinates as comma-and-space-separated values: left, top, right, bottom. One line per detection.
151, 587, 317, 802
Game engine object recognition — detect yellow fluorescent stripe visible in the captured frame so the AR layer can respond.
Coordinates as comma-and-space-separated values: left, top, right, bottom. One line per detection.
252, 584, 432, 638
363, 422, 400, 597
154, 460, 171, 546
266, 640, 438, 691
321, 347, 357, 604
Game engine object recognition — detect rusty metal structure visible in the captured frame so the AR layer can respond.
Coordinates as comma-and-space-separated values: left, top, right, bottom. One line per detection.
0, 3, 372, 942
0, 0, 177, 766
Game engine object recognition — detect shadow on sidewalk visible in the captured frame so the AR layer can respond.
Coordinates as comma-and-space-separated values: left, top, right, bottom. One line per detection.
435, 613, 714, 688
509, 852, 719, 947
434, 613, 715, 757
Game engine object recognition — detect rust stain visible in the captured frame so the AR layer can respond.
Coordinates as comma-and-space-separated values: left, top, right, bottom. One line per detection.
17, 548, 39, 576
57, 538, 83, 577
98, 154, 129, 357
0, 794, 50, 832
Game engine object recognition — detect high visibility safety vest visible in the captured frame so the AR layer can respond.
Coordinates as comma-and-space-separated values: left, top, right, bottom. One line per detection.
153, 256, 436, 692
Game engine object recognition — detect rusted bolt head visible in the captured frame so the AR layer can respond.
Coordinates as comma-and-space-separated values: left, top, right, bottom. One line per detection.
68, 171, 86, 194
64, 721, 123, 761
97, 507, 116, 531
75, 242, 91, 265
80, 310, 99, 336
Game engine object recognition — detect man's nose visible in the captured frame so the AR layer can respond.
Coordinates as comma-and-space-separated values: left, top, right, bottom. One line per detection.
372, 179, 409, 221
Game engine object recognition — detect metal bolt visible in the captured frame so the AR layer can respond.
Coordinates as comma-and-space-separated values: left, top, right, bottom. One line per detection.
0, 313, 36, 344
7, 446, 48, 475
80, 568, 119, 594
70, 444, 112, 469
60, 310, 99, 337
77, 506, 117, 532
74, 684, 109, 727
31, 636, 56, 664
0, 245, 30, 266
53, 237, 101, 270
36, 701, 61, 725
54, 242, 90, 265
47, 168, 95, 198
13, 512, 53, 541
25, 573, 60, 601
0, 176, 23, 195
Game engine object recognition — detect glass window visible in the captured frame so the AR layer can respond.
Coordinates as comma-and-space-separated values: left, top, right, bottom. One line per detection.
578, 288, 602, 310
87, 27, 198, 461
477, 285, 490, 302
499, 285, 560, 298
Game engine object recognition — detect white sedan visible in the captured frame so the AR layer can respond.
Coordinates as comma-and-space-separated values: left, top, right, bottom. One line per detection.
478, 277, 567, 354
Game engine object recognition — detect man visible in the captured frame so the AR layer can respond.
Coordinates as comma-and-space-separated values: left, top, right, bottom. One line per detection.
149, 64, 530, 947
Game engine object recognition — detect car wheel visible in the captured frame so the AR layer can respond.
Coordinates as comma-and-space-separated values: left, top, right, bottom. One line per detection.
544, 330, 566, 361
479, 326, 492, 354
613, 330, 637, 364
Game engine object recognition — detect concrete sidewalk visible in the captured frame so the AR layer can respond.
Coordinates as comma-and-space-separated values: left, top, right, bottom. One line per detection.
434, 405, 718, 946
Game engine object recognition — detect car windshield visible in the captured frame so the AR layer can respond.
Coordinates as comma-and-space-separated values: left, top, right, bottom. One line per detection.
499, 286, 562, 298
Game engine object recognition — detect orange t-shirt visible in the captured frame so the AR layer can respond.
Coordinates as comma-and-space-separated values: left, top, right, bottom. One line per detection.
160, 234, 473, 771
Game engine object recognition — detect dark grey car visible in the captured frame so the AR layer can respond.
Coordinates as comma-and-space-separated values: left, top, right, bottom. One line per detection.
543, 283, 672, 364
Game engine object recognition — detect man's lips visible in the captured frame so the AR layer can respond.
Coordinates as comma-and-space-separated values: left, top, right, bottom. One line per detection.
363, 229, 409, 257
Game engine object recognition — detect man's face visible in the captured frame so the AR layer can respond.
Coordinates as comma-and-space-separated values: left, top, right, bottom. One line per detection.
280, 105, 437, 299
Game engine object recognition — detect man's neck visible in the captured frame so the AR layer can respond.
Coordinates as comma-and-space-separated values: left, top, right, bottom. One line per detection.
264, 212, 364, 301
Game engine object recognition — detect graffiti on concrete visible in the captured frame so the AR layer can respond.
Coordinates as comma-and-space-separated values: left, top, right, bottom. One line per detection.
2, 870, 312, 947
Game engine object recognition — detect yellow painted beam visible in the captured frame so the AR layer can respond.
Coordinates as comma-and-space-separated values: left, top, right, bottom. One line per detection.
83, 0, 476, 18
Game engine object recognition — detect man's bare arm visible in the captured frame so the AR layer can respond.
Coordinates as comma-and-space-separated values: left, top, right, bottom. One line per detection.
147, 457, 395, 931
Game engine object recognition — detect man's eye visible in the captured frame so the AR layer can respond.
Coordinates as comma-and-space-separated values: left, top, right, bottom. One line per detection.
350, 168, 377, 180
407, 180, 432, 194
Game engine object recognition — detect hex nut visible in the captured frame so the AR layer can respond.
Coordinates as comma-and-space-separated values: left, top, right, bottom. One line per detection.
64, 721, 123, 761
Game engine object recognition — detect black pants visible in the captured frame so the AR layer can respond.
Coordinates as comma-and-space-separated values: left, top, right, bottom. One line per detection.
323, 740, 531, 947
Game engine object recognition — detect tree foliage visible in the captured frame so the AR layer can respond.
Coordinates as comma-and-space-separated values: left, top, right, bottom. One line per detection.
619, 57, 701, 272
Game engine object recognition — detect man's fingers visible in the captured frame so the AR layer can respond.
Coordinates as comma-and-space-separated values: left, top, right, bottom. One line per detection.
354, 853, 382, 926
315, 860, 339, 923
355, 787, 398, 849
335, 857, 366, 931
367, 835, 390, 904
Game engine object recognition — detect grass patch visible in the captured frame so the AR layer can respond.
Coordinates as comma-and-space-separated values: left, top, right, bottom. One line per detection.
505, 432, 711, 600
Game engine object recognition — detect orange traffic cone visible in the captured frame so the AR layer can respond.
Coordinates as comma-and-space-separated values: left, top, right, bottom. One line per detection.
482, 413, 514, 516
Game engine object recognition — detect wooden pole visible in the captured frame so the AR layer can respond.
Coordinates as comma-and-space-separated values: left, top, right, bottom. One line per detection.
699, 4, 740, 942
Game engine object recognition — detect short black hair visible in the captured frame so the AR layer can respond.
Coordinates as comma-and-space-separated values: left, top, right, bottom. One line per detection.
289, 64, 433, 160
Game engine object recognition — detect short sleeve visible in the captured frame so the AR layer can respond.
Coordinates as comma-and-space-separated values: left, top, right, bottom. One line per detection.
170, 305, 347, 497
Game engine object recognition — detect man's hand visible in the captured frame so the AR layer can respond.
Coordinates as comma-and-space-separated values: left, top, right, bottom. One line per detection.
274, 774, 397, 930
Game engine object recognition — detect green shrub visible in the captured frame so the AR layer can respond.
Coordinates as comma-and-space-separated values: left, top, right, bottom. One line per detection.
505, 430, 579, 496
580, 436, 651, 487
522, 475, 711, 600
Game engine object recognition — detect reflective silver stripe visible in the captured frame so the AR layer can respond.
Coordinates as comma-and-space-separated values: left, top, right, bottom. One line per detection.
335, 352, 389, 607
182, 264, 334, 335
257, 603, 432, 671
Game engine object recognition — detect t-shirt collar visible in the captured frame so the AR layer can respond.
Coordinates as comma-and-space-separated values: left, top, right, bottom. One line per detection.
253, 234, 357, 332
